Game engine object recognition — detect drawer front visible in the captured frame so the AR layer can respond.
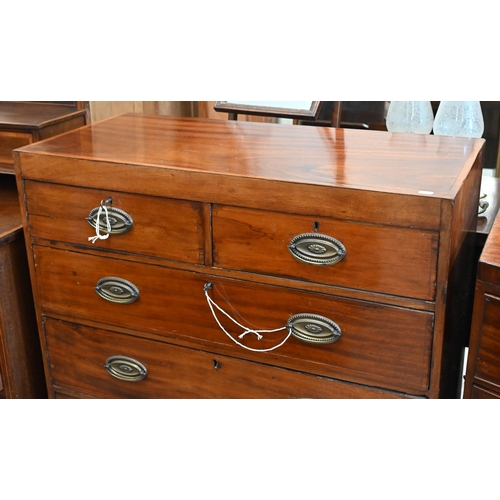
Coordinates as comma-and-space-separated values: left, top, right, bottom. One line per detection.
212, 205, 439, 300
470, 385, 500, 399
25, 181, 205, 264
0, 131, 33, 167
474, 294, 500, 387
44, 318, 409, 399
35, 246, 434, 394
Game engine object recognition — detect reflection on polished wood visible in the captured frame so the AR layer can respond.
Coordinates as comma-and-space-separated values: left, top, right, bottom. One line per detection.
15, 114, 483, 200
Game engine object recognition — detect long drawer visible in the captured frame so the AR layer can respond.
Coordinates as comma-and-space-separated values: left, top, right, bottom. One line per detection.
212, 205, 439, 300
34, 246, 434, 394
24, 181, 205, 264
44, 318, 410, 399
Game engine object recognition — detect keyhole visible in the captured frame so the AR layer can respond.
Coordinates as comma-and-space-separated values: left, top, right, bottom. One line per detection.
313, 221, 320, 232
212, 359, 221, 370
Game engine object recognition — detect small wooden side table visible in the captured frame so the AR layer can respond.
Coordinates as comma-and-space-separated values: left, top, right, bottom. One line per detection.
0, 176, 46, 398
0, 101, 88, 174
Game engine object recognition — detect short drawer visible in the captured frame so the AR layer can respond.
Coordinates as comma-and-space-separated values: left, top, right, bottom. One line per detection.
0, 131, 33, 168
24, 181, 205, 264
35, 246, 434, 394
212, 205, 439, 300
44, 318, 410, 399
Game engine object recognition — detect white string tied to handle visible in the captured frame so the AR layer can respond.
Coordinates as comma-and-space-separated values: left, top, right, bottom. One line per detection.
204, 282, 292, 353
89, 200, 112, 244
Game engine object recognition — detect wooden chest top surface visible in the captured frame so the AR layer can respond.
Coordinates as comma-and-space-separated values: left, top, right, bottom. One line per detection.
15, 113, 484, 199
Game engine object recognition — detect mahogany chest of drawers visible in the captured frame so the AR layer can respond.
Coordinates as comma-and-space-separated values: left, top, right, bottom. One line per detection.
464, 208, 500, 398
14, 114, 485, 398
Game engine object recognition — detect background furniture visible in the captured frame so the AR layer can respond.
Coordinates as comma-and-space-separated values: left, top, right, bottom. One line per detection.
0, 176, 46, 398
0, 101, 88, 174
15, 114, 484, 398
85, 101, 388, 132
299, 101, 389, 130
213, 101, 382, 129
87, 101, 195, 123
464, 205, 500, 398
85, 101, 270, 123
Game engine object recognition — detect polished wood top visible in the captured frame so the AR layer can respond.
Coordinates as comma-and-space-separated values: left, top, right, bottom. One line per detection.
15, 114, 485, 199
0, 175, 22, 244
0, 102, 86, 131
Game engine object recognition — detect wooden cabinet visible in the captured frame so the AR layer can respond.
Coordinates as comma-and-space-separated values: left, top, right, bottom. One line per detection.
0, 101, 88, 174
0, 176, 46, 398
464, 210, 500, 398
14, 114, 485, 398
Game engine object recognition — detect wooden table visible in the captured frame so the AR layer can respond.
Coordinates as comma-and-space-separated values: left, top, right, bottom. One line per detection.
0, 175, 46, 398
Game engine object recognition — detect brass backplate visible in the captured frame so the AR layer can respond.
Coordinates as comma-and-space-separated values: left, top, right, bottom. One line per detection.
288, 233, 346, 266
288, 313, 341, 344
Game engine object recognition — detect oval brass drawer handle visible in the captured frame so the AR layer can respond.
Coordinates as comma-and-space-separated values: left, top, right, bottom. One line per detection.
95, 277, 140, 304
105, 356, 147, 382
288, 313, 341, 344
288, 233, 346, 266
86, 206, 133, 235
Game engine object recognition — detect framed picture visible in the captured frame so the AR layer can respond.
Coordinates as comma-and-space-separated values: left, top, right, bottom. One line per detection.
214, 101, 321, 121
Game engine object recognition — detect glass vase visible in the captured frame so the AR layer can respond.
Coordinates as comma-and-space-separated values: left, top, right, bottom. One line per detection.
433, 101, 484, 138
385, 101, 434, 134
